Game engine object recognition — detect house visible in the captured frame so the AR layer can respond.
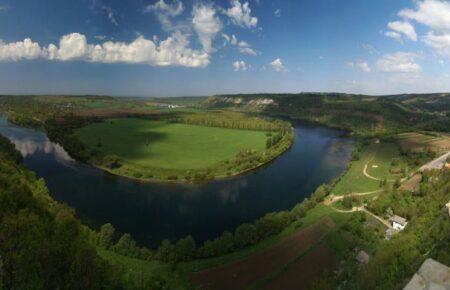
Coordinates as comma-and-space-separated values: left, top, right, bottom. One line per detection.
390, 215, 408, 231
356, 250, 370, 265
403, 258, 450, 290
446, 201, 450, 217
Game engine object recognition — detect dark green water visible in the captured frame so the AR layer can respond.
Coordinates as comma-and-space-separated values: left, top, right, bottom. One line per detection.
0, 117, 352, 247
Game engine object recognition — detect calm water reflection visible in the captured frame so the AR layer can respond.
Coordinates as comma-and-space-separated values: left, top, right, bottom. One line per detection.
0, 117, 352, 247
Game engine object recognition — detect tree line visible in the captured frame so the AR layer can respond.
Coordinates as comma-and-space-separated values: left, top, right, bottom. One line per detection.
89, 183, 332, 264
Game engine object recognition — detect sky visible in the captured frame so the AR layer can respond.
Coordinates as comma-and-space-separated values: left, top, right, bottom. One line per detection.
1, 0, 450, 97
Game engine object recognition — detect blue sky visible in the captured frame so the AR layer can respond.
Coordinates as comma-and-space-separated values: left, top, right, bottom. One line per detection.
1, 0, 450, 96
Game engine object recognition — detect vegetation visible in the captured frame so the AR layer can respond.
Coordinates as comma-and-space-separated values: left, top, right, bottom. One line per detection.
0, 94, 449, 289
0, 135, 124, 289
66, 115, 293, 182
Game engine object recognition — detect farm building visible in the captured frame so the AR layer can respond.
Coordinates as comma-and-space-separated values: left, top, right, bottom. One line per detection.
389, 215, 408, 231
403, 258, 450, 290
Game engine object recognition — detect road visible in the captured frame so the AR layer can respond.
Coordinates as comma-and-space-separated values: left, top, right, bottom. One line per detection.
419, 151, 450, 171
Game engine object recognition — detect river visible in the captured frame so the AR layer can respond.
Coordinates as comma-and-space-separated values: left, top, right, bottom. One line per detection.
0, 117, 352, 247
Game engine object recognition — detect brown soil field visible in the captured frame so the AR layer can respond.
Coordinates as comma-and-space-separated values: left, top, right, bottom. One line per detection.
261, 243, 338, 290
74, 108, 161, 118
399, 173, 422, 193
397, 132, 450, 153
189, 217, 335, 290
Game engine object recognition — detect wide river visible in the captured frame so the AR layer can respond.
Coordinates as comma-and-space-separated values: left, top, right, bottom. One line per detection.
0, 117, 352, 247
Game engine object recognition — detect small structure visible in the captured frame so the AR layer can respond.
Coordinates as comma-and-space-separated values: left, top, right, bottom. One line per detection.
403, 258, 450, 290
356, 250, 370, 265
446, 201, 450, 217
390, 215, 408, 231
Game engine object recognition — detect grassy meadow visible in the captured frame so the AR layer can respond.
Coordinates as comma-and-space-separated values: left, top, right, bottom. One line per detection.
75, 118, 271, 180
331, 141, 404, 195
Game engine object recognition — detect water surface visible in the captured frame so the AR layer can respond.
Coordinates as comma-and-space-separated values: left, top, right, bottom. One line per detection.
0, 117, 352, 247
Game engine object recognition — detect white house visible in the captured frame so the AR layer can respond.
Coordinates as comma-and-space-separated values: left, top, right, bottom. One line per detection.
390, 215, 408, 231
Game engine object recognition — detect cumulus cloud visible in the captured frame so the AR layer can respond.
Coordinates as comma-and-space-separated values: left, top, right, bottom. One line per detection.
423, 31, 450, 56
224, 0, 258, 29
0, 38, 45, 61
397, 0, 450, 58
233, 60, 247, 71
222, 33, 257, 55
0, 32, 209, 67
385, 31, 403, 43
269, 58, 286, 72
376, 52, 421, 73
399, 0, 450, 32
192, 4, 222, 53
386, 21, 417, 41
145, 0, 184, 31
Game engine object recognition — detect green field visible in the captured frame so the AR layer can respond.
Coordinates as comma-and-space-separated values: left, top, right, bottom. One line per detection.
75, 118, 270, 178
331, 142, 403, 195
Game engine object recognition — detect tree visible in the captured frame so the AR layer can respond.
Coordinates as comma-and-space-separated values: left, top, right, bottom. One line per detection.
156, 240, 175, 263
98, 223, 115, 249
197, 240, 216, 258
113, 234, 137, 257
215, 231, 234, 255
174, 235, 196, 262
234, 224, 258, 248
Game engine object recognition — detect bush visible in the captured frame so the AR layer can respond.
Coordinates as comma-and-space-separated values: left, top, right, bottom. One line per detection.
102, 155, 122, 169
234, 224, 258, 248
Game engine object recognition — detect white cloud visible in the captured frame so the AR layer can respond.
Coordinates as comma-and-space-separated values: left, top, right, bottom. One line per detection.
387, 21, 417, 41
0, 38, 45, 61
423, 31, 450, 56
192, 4, 222, 53
385, 31, 403, 43
399, 0, 450, 32
356, 61, 371, 73
223, 34, 257, 55
233, 60, 247, 71
0, 32, 209, 67
376, 52, 421, 73
269, 58, 286, 72
145, 0, 184, 31
346, 60, 371, 72
395, 0, 450, 59
224, 0, 258, 29
274, 9, 281, 17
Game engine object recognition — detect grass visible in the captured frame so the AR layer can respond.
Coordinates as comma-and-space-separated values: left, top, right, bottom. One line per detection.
98, 204, 351, 289
75, 118, 268, 175
332, 142, 403, 196
97, 249, 192, 289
